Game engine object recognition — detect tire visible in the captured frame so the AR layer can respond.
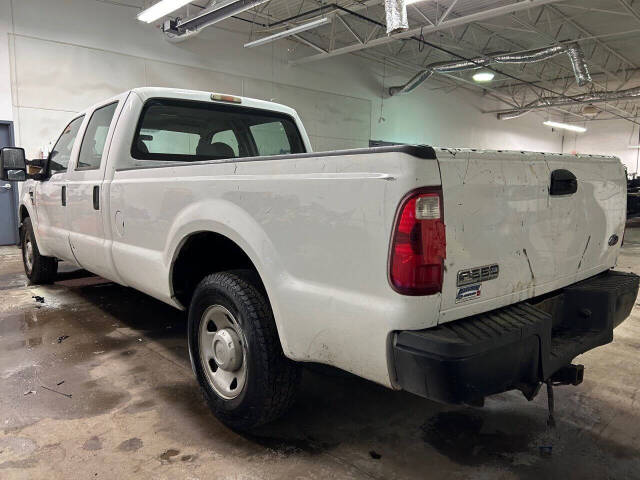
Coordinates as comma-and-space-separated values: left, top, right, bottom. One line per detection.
188, 270, 301, 430
21, 217, 58, 284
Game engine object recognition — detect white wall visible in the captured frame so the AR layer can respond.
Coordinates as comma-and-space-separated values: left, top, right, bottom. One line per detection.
0, 0, 563, 158
561, 119, 639, 176
0, 0, 13, 122
370, 87, 562, 152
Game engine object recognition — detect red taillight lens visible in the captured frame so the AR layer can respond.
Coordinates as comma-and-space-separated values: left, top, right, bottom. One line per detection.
389, 188, 446, 295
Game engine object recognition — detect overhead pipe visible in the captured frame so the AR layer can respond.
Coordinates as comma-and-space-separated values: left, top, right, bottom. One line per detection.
388, 43, 592, 96
163, 0, 217, 43
163, 0, 270, 41
497, 85, 640, 120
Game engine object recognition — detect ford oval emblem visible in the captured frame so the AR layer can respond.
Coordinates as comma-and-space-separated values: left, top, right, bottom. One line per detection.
608, 234, 619, 246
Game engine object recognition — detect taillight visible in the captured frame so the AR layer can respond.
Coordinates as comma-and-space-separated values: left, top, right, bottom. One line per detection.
389, 188, 446, 295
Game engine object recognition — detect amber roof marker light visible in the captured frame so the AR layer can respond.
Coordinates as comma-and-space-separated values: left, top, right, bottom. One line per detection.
211, 94, 242, 104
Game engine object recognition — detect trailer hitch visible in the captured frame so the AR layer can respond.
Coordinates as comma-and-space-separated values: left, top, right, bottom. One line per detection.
544, 364, 585, 429
549, 364, 584, 386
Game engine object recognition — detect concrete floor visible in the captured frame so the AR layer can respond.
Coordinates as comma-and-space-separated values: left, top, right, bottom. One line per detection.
1, 228, 639, 480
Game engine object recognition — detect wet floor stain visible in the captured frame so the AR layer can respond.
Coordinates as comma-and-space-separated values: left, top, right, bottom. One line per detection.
118, 437, 143, 452
1, 246, 639, 479
159, 448, 180, 462
0, 273, 28, 291
421, 410, 537, 466
120, 399, 156, 415
5, 336, 43, 351
246, 434, 340, 457
82, 436, 103, 451
0, 437, 38, 464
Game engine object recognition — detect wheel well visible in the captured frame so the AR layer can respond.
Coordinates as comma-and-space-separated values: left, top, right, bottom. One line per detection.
19, 205, 29, 223
171, 232, 263, 308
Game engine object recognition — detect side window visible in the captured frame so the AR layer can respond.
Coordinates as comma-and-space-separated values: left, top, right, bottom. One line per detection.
211, 130, 239, 157
49, 116, 85, 173
250, 121, 292, 156
77, 102, 118, 170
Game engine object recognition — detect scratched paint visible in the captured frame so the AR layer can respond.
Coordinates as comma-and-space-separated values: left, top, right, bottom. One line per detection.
436, 149, 626, 323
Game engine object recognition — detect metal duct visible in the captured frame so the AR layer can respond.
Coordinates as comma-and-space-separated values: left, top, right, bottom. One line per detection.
497, 86, 640, 120
388, 43, 592, 96
385, 0, 408, 35
565, 43, 591, 87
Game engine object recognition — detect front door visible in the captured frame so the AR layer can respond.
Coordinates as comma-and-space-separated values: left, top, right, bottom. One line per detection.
35, 115, 85, 261
0, 122, 19, 245
65, 100, 121, 279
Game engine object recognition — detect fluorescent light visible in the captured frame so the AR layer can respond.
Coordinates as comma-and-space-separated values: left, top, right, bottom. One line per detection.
472, 71, 495, 83
244, 17, 330, 48
138, 0, 192, 23
629, 145, 640, 149
544, 121, 587, 133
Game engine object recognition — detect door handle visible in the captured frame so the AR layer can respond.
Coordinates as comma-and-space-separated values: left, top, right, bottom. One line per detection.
93, 186, 100, 210
1, 183, 11, 191
61, 186, 66, 206
550, 169, 577, 196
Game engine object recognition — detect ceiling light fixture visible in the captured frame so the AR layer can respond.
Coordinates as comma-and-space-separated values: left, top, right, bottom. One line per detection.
138, 0, 192, 23
167, 0, 270, 35
544, 120, 587, 133
629, 145, 640, 149
472, 71, 495, 83
244, 17, 330, 48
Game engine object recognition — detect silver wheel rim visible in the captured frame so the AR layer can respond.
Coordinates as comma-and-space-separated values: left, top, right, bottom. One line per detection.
198, 305, 248, 400
24, 238, 34, 274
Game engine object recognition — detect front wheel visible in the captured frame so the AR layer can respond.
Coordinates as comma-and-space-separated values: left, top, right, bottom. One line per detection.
188, 270, 301, 430
21, 217, 58, 284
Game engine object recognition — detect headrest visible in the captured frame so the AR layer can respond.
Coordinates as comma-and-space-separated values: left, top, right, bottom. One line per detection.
196, 141, 235, 159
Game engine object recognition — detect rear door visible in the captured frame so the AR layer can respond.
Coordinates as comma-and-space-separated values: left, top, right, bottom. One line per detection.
35, 115, 85, 261
437, 150, 627, 323
65, 98, 122, 279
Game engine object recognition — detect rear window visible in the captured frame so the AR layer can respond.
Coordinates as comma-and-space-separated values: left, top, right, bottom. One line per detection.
250, 122, 292, 156
131, 99, 305, 161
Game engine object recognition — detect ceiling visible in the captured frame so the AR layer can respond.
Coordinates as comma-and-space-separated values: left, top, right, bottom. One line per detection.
157, 0, 640, 125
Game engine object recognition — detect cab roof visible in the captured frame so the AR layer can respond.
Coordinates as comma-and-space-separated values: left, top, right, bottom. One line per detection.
129, 87, 299, 118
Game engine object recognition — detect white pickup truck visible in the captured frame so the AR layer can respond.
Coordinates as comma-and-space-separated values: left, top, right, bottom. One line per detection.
2, 87, 637, 430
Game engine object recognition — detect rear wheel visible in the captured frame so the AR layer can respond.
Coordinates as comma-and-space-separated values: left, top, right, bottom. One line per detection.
188, 270, 301, 430
21, 217, 58, 284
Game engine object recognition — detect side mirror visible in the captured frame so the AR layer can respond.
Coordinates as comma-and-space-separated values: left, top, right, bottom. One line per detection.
0, 147, 27, 182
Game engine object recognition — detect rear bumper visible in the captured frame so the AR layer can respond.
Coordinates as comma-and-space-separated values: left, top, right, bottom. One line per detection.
392, 270, 639, 404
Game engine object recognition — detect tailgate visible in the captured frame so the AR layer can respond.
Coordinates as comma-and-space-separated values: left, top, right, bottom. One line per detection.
437, 149, 627, 323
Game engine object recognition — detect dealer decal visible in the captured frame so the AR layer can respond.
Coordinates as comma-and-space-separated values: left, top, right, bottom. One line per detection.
456, 284, 481, 303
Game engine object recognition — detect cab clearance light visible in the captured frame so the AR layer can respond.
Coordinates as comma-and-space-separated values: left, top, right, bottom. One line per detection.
211, 94, 242, 104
